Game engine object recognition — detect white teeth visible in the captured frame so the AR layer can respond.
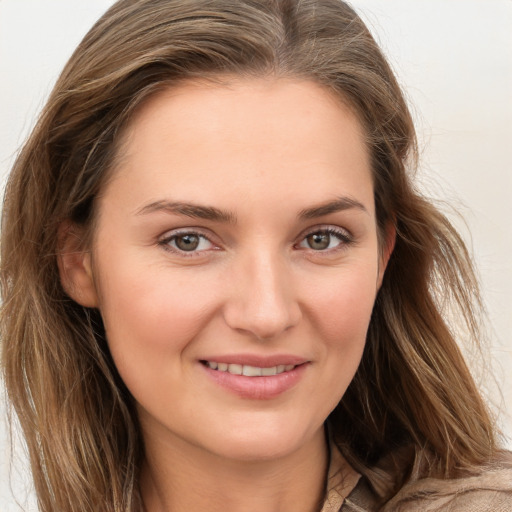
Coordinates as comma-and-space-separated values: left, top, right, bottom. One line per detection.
205, 361, 297, 376
228, 363, 243, 375
242, 365, 262, 376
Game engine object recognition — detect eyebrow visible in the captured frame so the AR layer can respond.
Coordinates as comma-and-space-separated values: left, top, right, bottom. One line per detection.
135, 200, 237, 223
299, 196, 368, 219
135, 195, 368, 223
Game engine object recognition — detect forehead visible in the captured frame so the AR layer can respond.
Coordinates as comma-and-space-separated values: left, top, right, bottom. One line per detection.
103, 77, 374, 218
121, 76, 365, 148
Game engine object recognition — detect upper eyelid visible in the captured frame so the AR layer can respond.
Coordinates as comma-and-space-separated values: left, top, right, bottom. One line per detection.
298, 224, 353, 239
159, 227, 215, 241
158, 228, 219, 253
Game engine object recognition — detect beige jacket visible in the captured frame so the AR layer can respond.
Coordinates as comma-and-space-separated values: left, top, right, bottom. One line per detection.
322, 443, 512, 512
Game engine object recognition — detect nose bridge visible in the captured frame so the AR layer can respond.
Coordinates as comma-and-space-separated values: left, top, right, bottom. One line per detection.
223, 245, 301, 339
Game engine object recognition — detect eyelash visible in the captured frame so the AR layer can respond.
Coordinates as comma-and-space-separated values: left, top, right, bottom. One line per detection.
158, 229, 217, 258
158, 226, 354, 257
296, 227, 354, 253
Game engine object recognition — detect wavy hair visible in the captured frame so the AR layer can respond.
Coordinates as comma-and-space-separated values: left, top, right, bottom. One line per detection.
1, 1, 497, 510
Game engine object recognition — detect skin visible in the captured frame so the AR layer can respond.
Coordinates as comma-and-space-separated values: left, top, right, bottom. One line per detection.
60, 77, 393, 512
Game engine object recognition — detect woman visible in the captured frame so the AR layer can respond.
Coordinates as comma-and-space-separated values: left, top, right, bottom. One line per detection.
1, 1, 511, 511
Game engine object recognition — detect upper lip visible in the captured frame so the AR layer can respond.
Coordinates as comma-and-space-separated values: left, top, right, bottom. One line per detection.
199, 354, 309, 367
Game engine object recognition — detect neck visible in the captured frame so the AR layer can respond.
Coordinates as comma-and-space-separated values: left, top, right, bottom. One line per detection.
140, 426, 329, 512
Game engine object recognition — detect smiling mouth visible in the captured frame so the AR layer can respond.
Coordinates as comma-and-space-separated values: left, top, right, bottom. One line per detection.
201, 361, 298, 377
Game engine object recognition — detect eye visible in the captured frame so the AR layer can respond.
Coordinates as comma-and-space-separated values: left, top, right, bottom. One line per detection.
160, 231, 215, 254
298, 228, 352, 251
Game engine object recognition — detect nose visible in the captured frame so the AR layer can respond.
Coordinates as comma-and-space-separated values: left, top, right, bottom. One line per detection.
222, 250, 302, 340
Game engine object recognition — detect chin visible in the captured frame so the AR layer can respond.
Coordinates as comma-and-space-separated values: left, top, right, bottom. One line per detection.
198, 415, 323, 463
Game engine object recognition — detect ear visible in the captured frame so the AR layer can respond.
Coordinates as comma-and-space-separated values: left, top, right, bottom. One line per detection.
377, 221, 396, 289
57, 222, 99, 308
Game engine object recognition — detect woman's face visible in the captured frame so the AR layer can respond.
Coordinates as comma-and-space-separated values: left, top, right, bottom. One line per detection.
73, 78, 391, 461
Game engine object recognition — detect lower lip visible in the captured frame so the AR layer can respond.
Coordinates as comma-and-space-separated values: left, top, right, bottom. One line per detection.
201, 363, 308, 399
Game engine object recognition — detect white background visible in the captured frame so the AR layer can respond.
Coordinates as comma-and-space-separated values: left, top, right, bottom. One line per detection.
1, 1, 511, 510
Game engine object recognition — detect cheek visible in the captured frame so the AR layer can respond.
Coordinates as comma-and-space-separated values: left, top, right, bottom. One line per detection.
305, 263, 378, 343
288, 263, 378, 423
94, 258, 220, 384
302, 261, 378, 393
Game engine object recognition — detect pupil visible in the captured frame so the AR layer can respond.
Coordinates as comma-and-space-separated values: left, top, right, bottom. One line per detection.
176, 234, 199, 251
308, 233, 330, 250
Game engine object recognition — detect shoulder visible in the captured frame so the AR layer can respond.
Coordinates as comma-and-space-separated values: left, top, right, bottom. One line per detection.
380, 451, 512, 512
342, 450, 512, 512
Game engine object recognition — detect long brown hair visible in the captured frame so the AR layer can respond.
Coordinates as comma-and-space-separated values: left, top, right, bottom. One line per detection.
1, 1, 497, 511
